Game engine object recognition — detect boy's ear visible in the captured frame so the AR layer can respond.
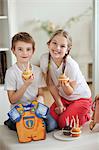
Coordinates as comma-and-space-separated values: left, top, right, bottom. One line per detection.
32, 48, 35, 54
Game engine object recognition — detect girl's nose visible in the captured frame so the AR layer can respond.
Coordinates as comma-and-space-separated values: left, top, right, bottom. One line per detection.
57, 45, 61, 52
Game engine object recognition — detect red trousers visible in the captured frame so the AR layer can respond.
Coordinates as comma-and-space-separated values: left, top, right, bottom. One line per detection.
50, 97, 92, 129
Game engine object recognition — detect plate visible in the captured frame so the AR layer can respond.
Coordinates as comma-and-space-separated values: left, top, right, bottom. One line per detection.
53, 130, 80, 141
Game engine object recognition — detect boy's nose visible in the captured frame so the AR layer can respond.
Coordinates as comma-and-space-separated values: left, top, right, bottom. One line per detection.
23, 50, 27, 54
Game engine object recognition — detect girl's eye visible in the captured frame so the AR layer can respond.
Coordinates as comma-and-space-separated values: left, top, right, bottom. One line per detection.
61, 45, 66, 48
52, 42, 57, 45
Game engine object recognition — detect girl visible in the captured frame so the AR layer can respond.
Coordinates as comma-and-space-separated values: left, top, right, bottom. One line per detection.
40, 29, 92, 129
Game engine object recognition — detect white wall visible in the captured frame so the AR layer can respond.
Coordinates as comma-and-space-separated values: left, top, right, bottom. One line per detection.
10, 0, 93, 81
94, 0, 99, 95
0, 86, 10, 125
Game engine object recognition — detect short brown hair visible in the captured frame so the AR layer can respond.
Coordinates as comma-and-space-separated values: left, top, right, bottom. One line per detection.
11, 32, 35, 51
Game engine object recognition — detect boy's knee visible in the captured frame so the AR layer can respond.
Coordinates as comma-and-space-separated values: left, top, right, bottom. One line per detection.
46, 120, 57, 132
45, 113, 57, 132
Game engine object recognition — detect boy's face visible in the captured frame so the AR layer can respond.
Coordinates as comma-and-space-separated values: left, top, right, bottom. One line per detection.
12, 41, 34, 64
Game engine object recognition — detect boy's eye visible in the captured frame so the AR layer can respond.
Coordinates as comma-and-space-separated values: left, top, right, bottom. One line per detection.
27, 48, 31, 51
18, 48, 22, 51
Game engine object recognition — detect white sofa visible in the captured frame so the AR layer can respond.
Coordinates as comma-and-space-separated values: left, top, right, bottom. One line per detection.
0, 123, 99, 150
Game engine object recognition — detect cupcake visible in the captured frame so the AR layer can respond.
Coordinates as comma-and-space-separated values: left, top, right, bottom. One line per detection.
62, 117, 73, 136
58, 74, 69, 84
22, 63, 33, 80
71, 127, 81, 137
63, 125, 72, 136
71, 115, 81, 137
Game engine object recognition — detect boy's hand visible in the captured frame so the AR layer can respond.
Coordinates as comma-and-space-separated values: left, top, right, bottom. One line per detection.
22, 74, 34, 86
36, 95, 44, 104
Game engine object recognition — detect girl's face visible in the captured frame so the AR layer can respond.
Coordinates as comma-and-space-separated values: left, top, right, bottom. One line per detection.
12, 41, 34, 64
48, 34, 68, 60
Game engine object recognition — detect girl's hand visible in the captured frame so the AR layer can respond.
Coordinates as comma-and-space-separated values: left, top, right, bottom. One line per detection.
55, 105, 66, 114
58, 79, 69, 87
22, 74, 34, 86
58, 79, 77, 89
69, 80, 77, 89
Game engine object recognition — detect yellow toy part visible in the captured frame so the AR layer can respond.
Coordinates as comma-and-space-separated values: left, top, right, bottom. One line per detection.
15, 101, 46, 143
16, 110, 46, 143
16, 103, 24, 114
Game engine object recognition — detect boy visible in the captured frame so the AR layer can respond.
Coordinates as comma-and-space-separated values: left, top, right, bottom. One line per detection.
4, 32, 46, 130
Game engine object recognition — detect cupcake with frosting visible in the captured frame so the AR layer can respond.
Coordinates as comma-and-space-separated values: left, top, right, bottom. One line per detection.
58, 73, 69, 84
71, 115, 81, 137
22, 62, 33, 80
62, 117, 72, 136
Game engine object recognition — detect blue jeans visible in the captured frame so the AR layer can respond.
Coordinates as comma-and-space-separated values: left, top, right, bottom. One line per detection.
44, 111, 58, 132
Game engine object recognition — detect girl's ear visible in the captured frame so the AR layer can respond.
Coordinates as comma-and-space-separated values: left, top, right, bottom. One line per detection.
47, 43, 50, 49
65, 50, 68, 54
11, 48, 15, 55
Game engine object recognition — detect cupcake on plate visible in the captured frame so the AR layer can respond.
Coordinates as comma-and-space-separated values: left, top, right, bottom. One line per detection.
62, 117, 73, 136
71, 127, 81, 137
71, 115, 81, 137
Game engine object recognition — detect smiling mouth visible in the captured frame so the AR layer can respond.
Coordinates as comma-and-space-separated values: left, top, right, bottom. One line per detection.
52, 50, 61, 54
22, 57, 28, 58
